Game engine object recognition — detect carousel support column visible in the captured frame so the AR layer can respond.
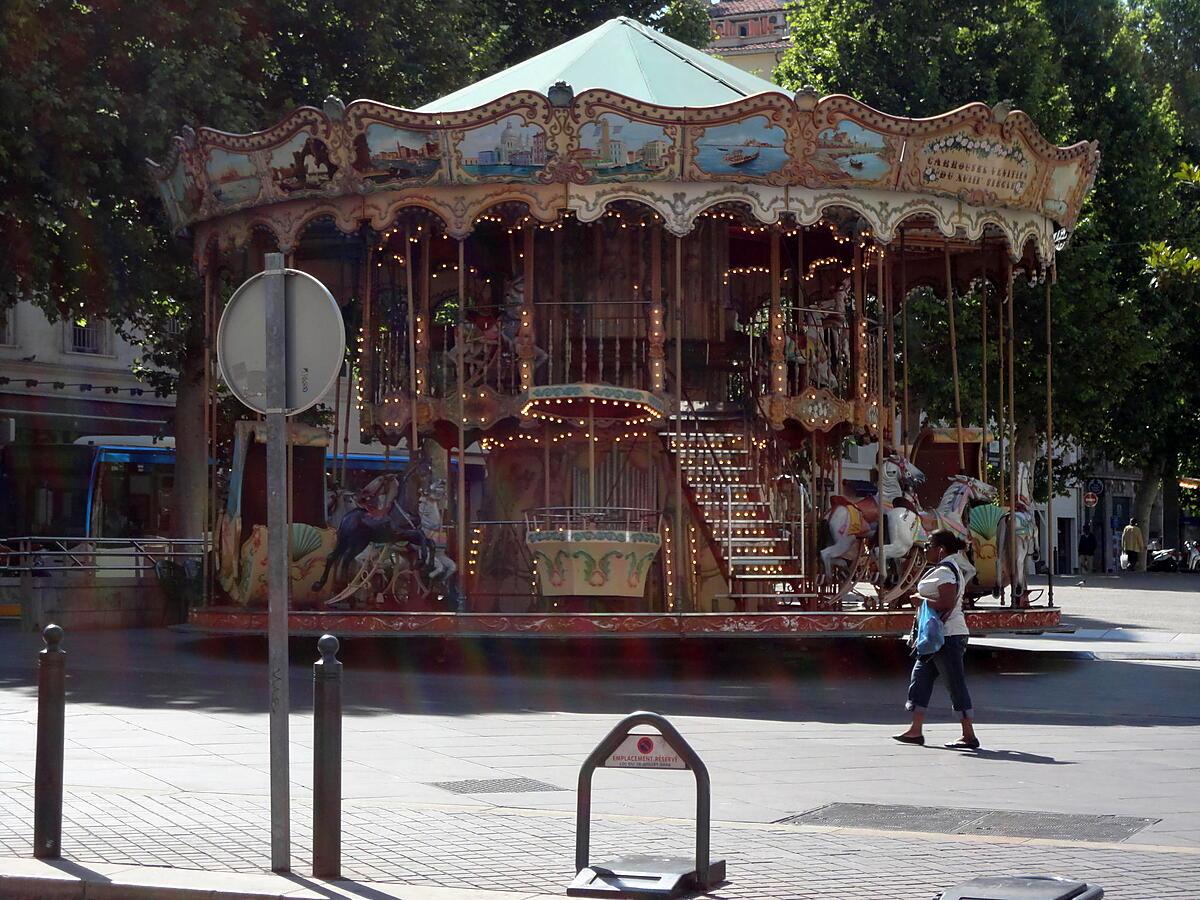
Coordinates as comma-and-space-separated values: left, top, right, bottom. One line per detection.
885, 254, 896, 448
203, 249, 216, 606
981, 246, 989, 477
554, 226, 563, 384
945, 243, 966, 472
649, 226, 665, 392
1006, 258, 1018, 604
519, 225, 536, 391
419, 230, 431, 402
588, 406, 596, 507
875, 247, 886, 582
769, 227, 785, 410
900, 231, 910, 455
406, 224, 418, 453
996, 265, 1006, 519
1045, 269, 1056, 607
264, 252, 291, 872
457, 239, 468, 605
853, 239, 866, 425
360, 240, 376, 434
674, 236, 686, 612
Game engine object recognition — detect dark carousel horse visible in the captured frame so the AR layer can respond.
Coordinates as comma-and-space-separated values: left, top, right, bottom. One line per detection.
311, 452, 435, 594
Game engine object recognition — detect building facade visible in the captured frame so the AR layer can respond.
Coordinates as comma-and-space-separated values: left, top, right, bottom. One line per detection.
0, 301, 174, 444
707, 0, 789, 82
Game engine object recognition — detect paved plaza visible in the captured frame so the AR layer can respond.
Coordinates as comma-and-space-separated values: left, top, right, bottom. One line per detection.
0, 574, 1197, 898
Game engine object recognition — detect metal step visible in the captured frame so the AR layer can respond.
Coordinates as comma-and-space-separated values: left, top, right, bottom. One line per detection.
730, 555, 800, 563
730, 573, 812, 581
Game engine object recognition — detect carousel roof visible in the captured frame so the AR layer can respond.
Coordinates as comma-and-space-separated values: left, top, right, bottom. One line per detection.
148, 18, 1100, 268
419, 17, 783, 113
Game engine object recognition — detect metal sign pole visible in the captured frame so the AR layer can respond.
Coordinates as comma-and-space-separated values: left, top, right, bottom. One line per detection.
264, 252, 291, 872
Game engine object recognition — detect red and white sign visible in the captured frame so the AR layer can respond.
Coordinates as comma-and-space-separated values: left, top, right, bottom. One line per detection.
1083, 492, 1099, 508
604, 733, 686, 769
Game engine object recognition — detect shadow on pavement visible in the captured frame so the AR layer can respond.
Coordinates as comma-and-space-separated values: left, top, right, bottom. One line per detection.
0, 623, 1196, 729
936, 747, 1073, 765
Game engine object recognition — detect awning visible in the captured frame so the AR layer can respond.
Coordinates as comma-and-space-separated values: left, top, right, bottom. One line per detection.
0, 392, 171, 437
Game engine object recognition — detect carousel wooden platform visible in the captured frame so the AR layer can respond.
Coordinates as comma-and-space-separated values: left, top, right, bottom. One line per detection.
185, 605, 1061, 638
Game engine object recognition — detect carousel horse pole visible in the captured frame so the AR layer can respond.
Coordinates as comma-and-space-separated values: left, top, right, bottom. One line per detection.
980, 240, 989, 478
1006, 257, 1019, 603
1045, 267, 1056, 608
945, 242, 966, 472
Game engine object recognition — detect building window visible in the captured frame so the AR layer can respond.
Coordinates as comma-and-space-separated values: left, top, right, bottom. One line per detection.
0, 309, 14, 347
69, 318, 108, 355
738, 23, 748, 37
769, 15, 778, 25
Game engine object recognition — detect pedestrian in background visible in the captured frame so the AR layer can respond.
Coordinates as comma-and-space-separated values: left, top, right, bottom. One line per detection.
1121, 518, 1145, 571
1077, 525, 1098, 584
893, 529, 980, 750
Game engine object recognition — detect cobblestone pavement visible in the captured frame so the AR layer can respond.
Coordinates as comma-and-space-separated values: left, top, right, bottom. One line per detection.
0, 787, 1195, 899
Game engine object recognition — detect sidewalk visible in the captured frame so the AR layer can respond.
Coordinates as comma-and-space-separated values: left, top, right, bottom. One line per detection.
0, 787, 1197, 899
975, 628, 1200, 660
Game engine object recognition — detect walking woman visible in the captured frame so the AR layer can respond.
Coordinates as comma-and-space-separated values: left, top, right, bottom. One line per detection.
893, 529, 980, 749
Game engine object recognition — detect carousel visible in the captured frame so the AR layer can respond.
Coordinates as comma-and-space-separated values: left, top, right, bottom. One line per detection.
149, 17, 1099, 638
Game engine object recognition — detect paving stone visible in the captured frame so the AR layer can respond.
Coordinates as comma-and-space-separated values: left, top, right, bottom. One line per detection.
0, 786, 1196, 898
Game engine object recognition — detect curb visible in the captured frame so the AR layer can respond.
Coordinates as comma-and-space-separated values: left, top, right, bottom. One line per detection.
0, 858, 559, 900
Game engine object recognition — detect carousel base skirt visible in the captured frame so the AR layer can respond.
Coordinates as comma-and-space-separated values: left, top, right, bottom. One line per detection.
184, 606, 1062, 638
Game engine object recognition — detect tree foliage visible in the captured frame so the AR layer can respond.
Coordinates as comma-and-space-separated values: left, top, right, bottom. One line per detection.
0, 0, 717, 536
777, 0, 1199, 500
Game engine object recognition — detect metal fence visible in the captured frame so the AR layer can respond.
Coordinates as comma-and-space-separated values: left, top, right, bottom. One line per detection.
0, 536, 207, 575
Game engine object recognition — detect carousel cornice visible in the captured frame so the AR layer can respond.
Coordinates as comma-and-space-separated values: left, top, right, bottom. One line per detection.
150, 87, 1098, 267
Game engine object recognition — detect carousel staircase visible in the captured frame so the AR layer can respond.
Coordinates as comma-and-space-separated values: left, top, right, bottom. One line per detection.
666, 420, 811, 607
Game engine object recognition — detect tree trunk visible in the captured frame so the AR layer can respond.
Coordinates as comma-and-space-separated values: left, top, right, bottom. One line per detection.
172, 338, 208, 540
1132, 456, 1164, 572
1162, 453, 1180, 549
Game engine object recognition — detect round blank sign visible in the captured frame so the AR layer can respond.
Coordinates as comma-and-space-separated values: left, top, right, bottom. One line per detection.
216, 268, 345, 416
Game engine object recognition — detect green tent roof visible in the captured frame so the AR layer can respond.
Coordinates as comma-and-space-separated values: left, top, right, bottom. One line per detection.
419, 17, 785, 113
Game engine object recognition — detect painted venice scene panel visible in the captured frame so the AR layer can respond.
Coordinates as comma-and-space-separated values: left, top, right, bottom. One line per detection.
268, 130, 339, 194
205, 147, 260, 205
574, 114, 673, 180
353, 122, 442, 185
456, 115, 551, 179
811, 119, 893, 184
693, 115, 788, 177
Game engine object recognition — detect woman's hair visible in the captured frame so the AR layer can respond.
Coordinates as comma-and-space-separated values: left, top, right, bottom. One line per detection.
929, 529, 967, 555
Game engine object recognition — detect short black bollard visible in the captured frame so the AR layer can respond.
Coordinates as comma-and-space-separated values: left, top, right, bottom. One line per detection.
34, 624, 65, 859
312, 634, 342, 879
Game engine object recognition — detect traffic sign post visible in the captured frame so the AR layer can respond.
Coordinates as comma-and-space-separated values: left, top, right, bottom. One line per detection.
569, 711, 726, 898
264, 255, 290, 872
217, 255, 345, 873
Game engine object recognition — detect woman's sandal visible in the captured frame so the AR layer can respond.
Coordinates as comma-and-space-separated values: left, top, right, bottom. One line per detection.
944, 737, 981, 750
891, 734, 925, 746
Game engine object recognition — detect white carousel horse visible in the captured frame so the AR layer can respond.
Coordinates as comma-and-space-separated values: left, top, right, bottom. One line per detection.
994, 462, 1040, 605
917, 474, 998, 543
418, 479, 458, 590
820, 455, 922, 577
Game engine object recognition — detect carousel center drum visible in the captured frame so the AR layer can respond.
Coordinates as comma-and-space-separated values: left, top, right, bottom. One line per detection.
526, 507, 662, 598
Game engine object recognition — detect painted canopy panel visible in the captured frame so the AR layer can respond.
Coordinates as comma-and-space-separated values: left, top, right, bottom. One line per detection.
418, 17, 784, 113
147, 20, 1099, 248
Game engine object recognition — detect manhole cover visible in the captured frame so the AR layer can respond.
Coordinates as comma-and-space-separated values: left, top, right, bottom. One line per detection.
775, 803, 1157, 842
429, 777, 566, 794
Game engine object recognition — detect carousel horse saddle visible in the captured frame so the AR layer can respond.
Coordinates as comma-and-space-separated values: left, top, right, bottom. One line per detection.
830, 494, 879, 536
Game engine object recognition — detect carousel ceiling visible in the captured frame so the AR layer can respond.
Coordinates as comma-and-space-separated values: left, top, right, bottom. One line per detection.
148, 18, 1099, 265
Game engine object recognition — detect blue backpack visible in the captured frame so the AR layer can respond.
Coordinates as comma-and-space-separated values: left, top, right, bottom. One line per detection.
913, 561, 962, 655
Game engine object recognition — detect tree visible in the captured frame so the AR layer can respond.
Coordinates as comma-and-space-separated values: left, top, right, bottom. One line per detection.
1, 0, 722, 542
776, 0, 1191, 565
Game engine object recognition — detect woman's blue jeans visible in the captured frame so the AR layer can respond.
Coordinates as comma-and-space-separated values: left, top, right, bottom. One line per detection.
906, 634, 973, 720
